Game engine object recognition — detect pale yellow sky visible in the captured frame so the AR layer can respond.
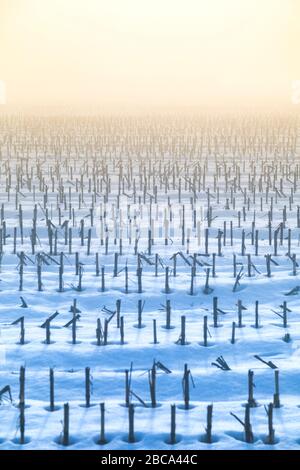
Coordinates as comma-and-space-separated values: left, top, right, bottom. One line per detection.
0, 0, 299, 109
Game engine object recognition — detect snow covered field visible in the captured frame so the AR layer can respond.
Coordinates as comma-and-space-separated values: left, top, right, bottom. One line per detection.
0, 113, 300, 450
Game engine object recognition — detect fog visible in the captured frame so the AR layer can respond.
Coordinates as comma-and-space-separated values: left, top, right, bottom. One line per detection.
0, 0, 299, 110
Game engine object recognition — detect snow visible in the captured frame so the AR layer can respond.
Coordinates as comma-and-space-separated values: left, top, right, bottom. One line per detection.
0, 114, 299, 450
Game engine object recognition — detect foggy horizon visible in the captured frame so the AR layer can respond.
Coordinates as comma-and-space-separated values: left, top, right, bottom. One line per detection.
1, 0, 299, 111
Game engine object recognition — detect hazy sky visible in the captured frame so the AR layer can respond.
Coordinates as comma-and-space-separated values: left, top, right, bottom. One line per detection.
0, 0, 299, 109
